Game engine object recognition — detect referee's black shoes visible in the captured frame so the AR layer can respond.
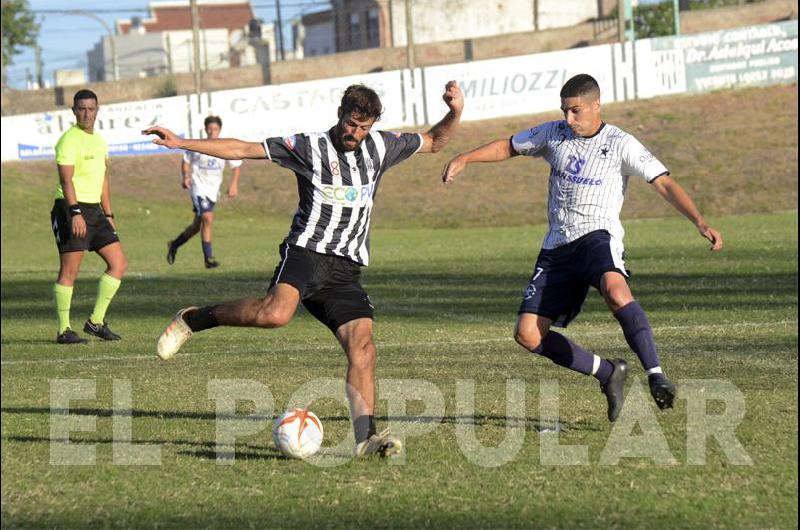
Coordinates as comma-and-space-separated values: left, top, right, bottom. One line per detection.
649, 376, 677, 410
600, 358, 628, 422
204, 257, 219, 269
56, 328, 88, 344
84, 320, 122, 341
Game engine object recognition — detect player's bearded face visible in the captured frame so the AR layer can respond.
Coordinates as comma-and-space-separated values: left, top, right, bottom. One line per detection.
337, 112, 377, 151
73, 98, 99, 132
561, 95, 602, 137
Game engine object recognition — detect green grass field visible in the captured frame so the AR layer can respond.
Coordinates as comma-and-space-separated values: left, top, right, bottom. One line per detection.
2, 85, 798, 528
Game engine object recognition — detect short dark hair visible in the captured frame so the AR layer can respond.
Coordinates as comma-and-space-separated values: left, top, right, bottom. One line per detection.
73, 89, 98, 107
339, 84, 383, 121
204, 115, 222, 128
560, 74, 600, 99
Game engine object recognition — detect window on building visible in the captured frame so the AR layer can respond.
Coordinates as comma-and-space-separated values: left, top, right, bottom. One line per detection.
367, 8, 379, 47
348, 12, 360, 48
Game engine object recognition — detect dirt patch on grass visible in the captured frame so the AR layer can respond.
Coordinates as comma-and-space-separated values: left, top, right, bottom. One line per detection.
4, 84, 796, 229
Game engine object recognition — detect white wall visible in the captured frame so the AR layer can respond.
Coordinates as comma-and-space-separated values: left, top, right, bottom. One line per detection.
390, 0, 600, 46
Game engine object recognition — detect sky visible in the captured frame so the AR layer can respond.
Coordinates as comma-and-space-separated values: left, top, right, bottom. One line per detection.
6, 0, 332, 89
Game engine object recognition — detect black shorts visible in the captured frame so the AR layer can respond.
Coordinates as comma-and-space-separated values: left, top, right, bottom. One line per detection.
51, 200, 119, 254
518, 230, 629, 327
269, 242, 374, 333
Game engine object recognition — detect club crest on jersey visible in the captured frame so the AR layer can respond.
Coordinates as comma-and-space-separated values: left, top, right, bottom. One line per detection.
598, 144, 611, 158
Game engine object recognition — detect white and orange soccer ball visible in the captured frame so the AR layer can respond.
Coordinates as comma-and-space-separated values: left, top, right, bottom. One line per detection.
272, 408, 324, 459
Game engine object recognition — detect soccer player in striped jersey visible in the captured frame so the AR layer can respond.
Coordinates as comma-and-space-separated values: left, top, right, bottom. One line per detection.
442, 74, 723, 422
145, 81, 464, 456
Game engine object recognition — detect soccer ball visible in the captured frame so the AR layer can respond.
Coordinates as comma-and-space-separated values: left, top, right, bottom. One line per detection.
272, 408, 324, 459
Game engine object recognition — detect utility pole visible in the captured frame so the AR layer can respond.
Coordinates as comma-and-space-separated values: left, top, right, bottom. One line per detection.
405, 0, 415, 70
617, 0, 626, 45
275, 0, 285, 61
190, 0, 202, 110
166, 33, 173, 75
35, 45, 44, 88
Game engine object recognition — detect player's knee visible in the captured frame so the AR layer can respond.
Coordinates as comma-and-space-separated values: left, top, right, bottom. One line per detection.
255, 304, 292, 328
514, 325, 543, 351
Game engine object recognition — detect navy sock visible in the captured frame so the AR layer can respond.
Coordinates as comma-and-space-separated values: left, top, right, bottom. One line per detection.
172, 233, 190, 248
533, 331, 614, 383
614, 301, 664, 377
202, 241, 213, 260
353, 415, 376, 444
183, 306, 219, 332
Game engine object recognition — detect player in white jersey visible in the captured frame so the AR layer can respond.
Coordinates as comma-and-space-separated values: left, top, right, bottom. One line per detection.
166, 116, 242, 269
442, 74, 722, 422
144, 81, 464, 457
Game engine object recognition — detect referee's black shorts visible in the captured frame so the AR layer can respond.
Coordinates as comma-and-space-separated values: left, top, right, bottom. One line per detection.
51, 199, 119, 254
268, 242, 374, 333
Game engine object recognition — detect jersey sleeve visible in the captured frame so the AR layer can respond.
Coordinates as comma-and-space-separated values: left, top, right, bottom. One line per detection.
510, 123, 550, 157
227, 159, 243, 169
182, 151, 192, 164
620, 135, 669, 182
378, 131, 423, 169
55, 133, 78, 165
262, 134, 311, 174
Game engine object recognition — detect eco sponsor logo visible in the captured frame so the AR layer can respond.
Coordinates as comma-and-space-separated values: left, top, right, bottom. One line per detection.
318, 182, 376, 206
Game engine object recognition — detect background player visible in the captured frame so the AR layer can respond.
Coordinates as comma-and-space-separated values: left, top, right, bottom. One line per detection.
51, 89, 128, 343
166, 115, 242, 269
145, 81, 464, 456
442, 74, 722, 421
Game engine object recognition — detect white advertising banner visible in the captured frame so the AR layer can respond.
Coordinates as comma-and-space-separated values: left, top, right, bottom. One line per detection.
1, 95, 190, 162
422, 45, 617, 123
205, 70, 415, 142
635, 20, 798, 98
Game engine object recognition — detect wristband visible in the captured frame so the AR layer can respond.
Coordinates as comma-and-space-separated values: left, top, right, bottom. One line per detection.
68, 205, 82, 217
105, 213, 114, 219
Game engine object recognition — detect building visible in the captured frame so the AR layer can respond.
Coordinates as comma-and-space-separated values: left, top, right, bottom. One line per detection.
293, 0, 614, 57
88, 0, 276, 82
292, 10, 336, 59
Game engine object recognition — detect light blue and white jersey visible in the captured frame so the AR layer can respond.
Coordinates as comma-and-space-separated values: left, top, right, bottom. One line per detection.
183, 151, 242, 201
511, 121, 668, 249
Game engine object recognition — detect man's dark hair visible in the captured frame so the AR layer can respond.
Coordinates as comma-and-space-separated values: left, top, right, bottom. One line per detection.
73, 89, 98, 107
204, 115, 222, 128
339, 84, 383, 120
560, 74, 600, 99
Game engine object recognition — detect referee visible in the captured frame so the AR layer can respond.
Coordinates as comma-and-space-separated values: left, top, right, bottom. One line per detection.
51, 89, 128, 344
145, 81, 464, 457
443, 74, 723, 422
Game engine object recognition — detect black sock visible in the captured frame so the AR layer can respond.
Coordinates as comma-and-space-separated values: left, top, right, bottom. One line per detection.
183, 306, 219, 332
353, 415, 376, 443
172, 233, 190, 249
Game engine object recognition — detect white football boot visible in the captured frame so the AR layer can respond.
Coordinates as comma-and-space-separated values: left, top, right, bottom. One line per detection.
353, 428, 403, 458
156, 307, 197, 360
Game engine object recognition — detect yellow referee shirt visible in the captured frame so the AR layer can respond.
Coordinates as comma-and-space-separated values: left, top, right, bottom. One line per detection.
54, 125, 109, 203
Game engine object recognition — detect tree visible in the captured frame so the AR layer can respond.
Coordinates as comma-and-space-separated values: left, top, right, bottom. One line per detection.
1, 0, 40, 85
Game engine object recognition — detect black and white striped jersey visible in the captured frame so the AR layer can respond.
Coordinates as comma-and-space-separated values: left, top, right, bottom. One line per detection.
511, 121, 668, 249
262, 128, 423, 265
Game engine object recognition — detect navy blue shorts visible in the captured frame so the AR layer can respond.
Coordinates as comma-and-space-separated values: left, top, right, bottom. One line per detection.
191, 195, 216, 216
518, 230, 628, 327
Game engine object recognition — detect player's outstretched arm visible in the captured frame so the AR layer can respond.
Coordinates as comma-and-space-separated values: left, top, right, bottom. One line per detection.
651, 174, 723, 251
418, 81, 464, 154
142, 126, 266, 160
441, 139, 517, 184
